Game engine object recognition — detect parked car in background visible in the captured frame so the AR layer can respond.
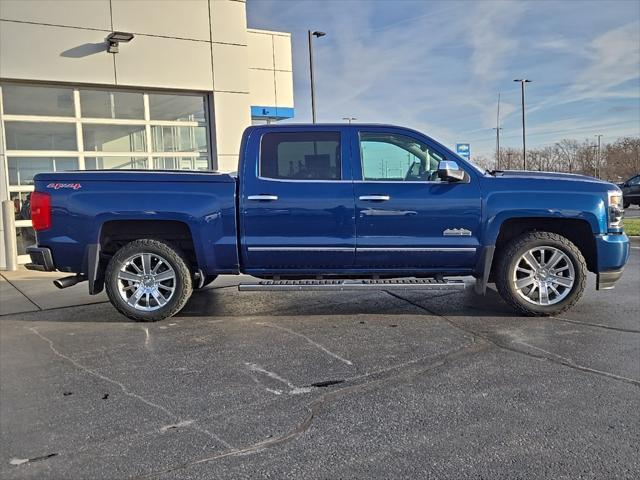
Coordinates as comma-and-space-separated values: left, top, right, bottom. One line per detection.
620, 174, 640, 208
24, 124, 629, 321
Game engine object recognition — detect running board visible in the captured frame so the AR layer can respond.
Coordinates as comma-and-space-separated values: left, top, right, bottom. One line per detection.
238, 278, 466, 292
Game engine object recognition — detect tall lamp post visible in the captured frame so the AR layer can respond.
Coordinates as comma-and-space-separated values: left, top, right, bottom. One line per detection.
594, 134, 603, 179
514, 79, 532, 170
308, 30, 326, 123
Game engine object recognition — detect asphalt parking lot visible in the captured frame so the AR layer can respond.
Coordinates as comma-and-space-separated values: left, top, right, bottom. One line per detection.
1, 245, 639, 479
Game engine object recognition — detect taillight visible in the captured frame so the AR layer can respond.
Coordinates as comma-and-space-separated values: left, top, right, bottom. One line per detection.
30, 191, 51, 231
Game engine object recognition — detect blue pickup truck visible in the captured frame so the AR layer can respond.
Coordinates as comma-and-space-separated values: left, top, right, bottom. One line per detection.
26, 124, 629, 321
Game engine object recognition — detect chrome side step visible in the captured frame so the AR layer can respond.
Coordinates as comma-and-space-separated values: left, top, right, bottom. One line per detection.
238, 278, 466, 292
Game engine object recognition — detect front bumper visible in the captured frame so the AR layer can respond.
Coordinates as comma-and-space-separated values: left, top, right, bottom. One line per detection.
595, 233, 629, 290
597, 269, 624, 290
25, 246, 55, 272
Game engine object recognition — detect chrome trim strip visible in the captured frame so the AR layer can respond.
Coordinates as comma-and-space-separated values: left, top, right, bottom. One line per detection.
357, 247, 477, 252
247, 247, 354, 252
359, 195, 391, 201
257, 176, 350, 183
247, 194, 278, 201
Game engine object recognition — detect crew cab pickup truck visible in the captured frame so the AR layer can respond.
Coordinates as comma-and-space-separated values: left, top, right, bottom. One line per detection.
26, 124, 629, 321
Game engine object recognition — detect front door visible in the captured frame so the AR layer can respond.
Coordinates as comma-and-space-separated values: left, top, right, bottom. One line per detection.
352, 128, 482, 271
240, 128, 355, 272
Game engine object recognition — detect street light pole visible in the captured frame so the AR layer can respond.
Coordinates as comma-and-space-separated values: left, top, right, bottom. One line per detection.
595, 134, 603, 179
308, 30, 326, 123
514, 79, 531, 170
494, 92, 502, 169
342, 117, 357, 124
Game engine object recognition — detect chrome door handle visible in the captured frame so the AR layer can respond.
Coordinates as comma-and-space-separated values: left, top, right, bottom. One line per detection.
359, 195, 390, 201
248, 195, 278, 201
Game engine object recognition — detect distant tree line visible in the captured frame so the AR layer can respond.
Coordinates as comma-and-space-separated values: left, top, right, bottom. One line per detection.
472, 136, 640, 182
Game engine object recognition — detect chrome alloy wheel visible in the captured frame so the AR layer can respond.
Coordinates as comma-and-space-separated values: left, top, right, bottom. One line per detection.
512, 246, 575, 306
116, 253, 176, 311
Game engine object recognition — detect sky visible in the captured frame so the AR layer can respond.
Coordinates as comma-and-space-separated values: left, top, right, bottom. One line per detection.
246, 0, 640, 160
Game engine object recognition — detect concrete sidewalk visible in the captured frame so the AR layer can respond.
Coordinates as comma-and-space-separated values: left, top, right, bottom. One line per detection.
0, 267, 255, 316
0, 268, 108, 316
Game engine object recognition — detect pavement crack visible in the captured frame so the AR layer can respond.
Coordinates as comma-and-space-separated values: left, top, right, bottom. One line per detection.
550, 316, 640, 334
134, 341, 483, 479
256, 321, 354, 366
384, 291, 640, 388
27, 327, 235, 449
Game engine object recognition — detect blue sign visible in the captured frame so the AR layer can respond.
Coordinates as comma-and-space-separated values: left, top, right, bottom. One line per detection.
456, 143, 470, 160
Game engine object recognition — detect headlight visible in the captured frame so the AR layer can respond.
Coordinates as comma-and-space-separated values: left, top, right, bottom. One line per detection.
608, 190, 624, 229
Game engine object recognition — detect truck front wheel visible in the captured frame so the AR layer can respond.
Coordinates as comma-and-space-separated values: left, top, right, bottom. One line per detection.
105, 239, 193, 322
495, 231, 587, 316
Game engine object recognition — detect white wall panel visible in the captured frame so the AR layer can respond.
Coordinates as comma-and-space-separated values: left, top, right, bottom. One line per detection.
0, 21, 115, 85
114, 35, 213, 91
111, 0, 210, 41
210, 0, 247, 45
217, 154, 239, 172
213, 91, 250, 158
247, 31, 273, 70
249, 69, 276, 106
273, 34, 292, 72
275, 70, 294, 107
212, 43, 249, 93
0, 0, 111, 30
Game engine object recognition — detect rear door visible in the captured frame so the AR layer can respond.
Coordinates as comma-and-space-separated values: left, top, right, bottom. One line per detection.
351, 127, 482, 271
240, 127, 355, 271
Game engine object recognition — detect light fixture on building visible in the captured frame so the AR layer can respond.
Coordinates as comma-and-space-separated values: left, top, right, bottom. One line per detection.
106, 31, 134, 53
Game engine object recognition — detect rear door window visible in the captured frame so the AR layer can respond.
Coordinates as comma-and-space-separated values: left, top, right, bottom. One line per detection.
260, 131, 341, 180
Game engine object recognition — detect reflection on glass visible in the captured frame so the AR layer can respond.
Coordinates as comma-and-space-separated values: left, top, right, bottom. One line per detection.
80, 90, 144, 119
8, 157, 78, 186
83, 124, 146, 152
1, 83, 74, 116
85, 157, 148, 170
5, 122, 77, 150
151, 125, 207, 153
16, 227, 36, 256
10, 192, 32, 221
153, 156, 209, 170
148, 93, 205, 121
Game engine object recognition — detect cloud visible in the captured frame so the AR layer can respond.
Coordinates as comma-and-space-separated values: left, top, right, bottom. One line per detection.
246, 0, 640, 159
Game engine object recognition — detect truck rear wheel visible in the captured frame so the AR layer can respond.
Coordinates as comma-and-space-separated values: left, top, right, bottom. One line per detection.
495, 231, 587, 316
105, 239, 193, 322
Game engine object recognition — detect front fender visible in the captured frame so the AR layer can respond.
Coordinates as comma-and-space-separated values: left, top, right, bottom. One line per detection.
482, 190, 606, 245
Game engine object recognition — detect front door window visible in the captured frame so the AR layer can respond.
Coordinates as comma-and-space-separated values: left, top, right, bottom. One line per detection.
360, 132, 443, 182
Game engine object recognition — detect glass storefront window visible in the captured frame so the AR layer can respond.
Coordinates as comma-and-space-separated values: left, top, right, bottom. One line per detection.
8, 157, 78, 186
5, 122, 77, 150
153, 156, 209, 170
79, 90, 144, 119
151, 125, 208, 153
85, 157, 148, 170
9, 192, 32, 221
16, 227, 36, 256
2, 83, 212, 264
148, 93, 205, 121
1, 83, 74, 117
83, 124, 146, 152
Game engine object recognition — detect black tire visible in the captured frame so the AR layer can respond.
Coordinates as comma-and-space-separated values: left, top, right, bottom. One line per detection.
495, 231, 587, 316
193, 275, 217, 290
105, 239, 193, 322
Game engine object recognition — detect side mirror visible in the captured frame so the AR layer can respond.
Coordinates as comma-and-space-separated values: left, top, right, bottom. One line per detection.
437, 160, 466, 182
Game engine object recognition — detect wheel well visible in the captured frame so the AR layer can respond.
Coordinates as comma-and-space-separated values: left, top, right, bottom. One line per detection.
99, 220, 197, 268
491, 217, 597, 278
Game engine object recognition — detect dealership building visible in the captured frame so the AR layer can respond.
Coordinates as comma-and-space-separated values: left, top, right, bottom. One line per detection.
0, 0, 294, 268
